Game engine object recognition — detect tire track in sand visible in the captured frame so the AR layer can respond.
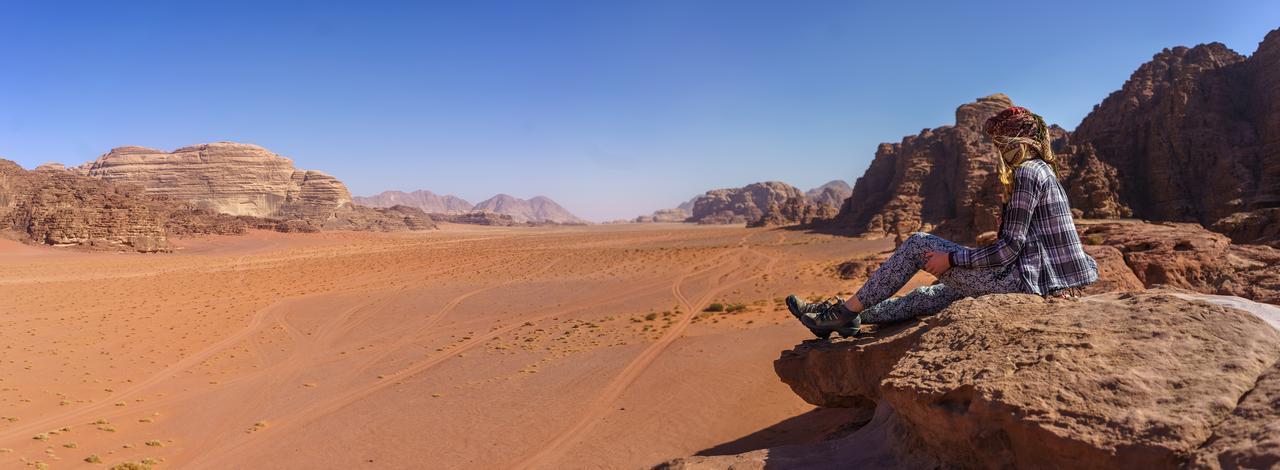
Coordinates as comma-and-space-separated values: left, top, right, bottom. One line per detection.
514, 231, 784, 469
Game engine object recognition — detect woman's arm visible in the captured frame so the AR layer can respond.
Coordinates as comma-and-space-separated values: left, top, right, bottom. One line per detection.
950, 163, 1045, 268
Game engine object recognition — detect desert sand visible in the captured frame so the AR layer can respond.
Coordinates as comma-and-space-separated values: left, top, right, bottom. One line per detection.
0, 223, 930, 469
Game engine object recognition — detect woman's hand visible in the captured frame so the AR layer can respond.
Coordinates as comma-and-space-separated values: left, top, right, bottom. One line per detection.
924, 251, 951, 277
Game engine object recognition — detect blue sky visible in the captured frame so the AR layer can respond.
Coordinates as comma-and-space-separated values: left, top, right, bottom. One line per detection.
0, 1, 1274, 221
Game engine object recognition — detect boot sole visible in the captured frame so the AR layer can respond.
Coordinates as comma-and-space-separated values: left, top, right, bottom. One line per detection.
787, 295, 860, 340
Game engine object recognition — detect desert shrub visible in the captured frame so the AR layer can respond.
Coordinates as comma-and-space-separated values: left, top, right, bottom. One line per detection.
84, 454, 102, 463
726, 303, 747, 313
704, 303, 725, 312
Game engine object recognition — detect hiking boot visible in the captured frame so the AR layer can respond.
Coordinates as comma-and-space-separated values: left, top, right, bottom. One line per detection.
785, 295, 861, 339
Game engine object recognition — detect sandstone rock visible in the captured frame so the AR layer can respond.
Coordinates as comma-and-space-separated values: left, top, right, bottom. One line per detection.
78, 142, 433, 232
1190, 361, 1280, 469
879, 293, 1279, 469
81, 143, 353, 219
353, 190, 473, 213
729, 292, 1280, 469
830, 94, 1067, 241
805, 180, 852, 209
470, 194, 585, 224
1082, 221, 1280, 303
0, 158, 170, 252
688, 181, 835, 227
1065, 36, 1275, 224
634, 208, 691, 223
1211, 208, 1280, 247
1079, 244, 1146, 295
429, 210, 520, 226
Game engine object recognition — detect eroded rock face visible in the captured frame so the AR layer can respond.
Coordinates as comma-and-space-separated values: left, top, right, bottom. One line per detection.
831, 94, 1069, 241
1211, 208, 1280, 247
428, 211, 519, 226
805, 180, 852, 209
689, 181, 836, 227
1066, 36, 1276, 224
1082, 221, 1280, 303
881, 293, 1279, 469
81, 143, 353, 219
740, 292, 1280, 469
0, 159, 170, 252
634, 208, 691, 223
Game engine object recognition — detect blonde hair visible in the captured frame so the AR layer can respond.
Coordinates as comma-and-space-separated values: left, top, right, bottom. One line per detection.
990, 113, 1059, 196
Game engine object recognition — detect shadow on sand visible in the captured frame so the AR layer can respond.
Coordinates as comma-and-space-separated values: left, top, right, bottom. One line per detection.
693, 406, 874, 457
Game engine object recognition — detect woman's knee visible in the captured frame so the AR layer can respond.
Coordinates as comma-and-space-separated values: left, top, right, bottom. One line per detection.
903, 232, 934, 248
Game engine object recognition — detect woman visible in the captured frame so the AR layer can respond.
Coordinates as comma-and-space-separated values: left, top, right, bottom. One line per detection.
788, 106, 1098, 339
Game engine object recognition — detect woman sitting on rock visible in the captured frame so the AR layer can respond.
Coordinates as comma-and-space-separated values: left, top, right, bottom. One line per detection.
787, 106, 1099, 338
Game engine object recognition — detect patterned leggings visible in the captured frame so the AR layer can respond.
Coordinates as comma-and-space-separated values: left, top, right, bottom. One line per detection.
855, 232, 1026, 324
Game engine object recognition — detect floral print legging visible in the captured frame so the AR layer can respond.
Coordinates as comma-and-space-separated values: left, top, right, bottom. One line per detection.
855, 232, 1026, 324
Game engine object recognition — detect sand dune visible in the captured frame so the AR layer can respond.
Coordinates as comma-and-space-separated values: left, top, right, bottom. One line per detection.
0, 224, 929, 469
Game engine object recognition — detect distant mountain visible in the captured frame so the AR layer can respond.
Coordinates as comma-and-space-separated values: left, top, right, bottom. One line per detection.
806, 180, 852, 208
354, 190, 473, 213
471, 194, 586, 224
688, 181, 837, 227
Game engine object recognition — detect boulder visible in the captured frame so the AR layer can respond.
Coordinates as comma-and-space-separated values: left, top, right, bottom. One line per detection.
664, 292, 1280, 469
1082, 221, 1280, 303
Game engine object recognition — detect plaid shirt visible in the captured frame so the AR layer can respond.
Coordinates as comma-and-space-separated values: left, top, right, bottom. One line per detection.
951, 159, 1098, 295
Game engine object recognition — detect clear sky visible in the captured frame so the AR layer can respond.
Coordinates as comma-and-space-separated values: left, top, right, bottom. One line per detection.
0, 1, 1274, 221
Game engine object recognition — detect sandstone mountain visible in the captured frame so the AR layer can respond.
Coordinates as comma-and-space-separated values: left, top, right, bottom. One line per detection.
829, 93, 1052, 240
805, 180, 852, 209
660, 291, 1280, 469
829, 29, 1280, 245
688, 181, 837, 227
354, 190, 473, 213
1063, 30, 1280, 247
75, 142, 433, 233
470, 194, 585, 224
634, 208, 691, 223
80, 143, 353, 220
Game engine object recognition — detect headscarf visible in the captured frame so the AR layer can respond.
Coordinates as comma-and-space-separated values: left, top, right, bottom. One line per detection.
984, 106, 1058, 195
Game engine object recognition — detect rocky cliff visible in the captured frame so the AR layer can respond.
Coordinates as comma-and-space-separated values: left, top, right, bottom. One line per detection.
354, 190, 473, 213
805, 180, 852, 209
1066, 34, 1277, 228
830, 29, 1280, 244
688, 181, 836, 227
660, 291, 1280, 469
76, 142, 434, 232
830, 94, 1068, 241
80, 143, 353, 219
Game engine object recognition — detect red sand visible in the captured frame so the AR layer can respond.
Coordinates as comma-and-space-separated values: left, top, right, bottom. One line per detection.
0, 224, 928, 469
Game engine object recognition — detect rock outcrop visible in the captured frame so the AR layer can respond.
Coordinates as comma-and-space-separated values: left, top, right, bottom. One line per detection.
634, 208, 691, 223
76, 142, 435, 232
661, 292, 1280, 469
1080, 221, 1280, 304
1065, 33, 1280, 225
428, 210, 519, 226
830, 94, 1068, 241
470, 194, 586, 224
1, 159, 171, 252
805, 180, 852, 209
353, 190, 473, 213
688, 181, 836, 227
81, 143, 353, 219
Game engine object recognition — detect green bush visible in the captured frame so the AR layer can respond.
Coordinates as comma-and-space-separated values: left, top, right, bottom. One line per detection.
704, 303, 725, 312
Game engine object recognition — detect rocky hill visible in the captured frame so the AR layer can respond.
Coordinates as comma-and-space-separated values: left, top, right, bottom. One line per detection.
688, 181, 837, 227
805, 180, 852, 209
470, 194, 585, 224
1063, 30, 1280, 245
354, 190, 473, 213
79, 143, 352, 220
829, 29, 1280, 245
829, 94, 1058, 240
75, 142, 433, 233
